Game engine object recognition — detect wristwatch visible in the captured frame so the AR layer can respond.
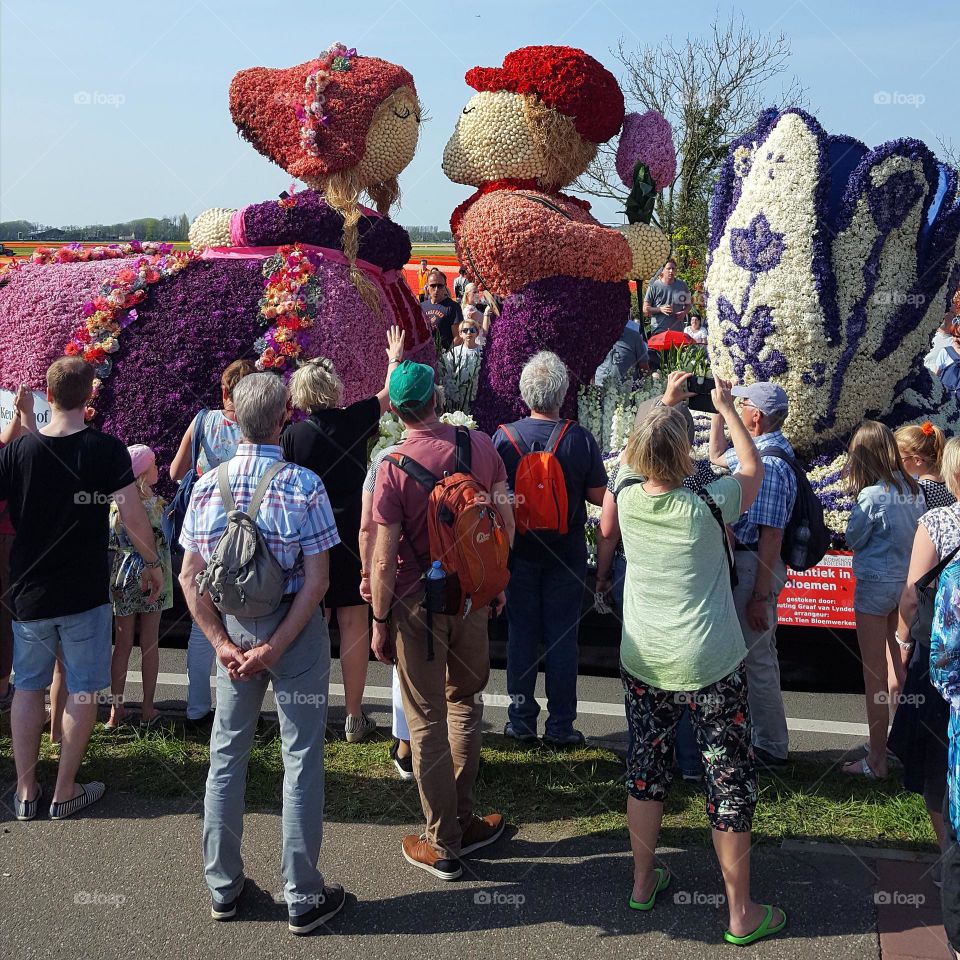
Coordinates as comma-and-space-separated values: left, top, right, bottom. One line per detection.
372, 612, 391, 624
142, 557, 163, 570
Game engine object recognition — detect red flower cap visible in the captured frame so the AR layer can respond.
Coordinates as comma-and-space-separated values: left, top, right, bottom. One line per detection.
230, 52, 415, 180
465, 45, 624, 145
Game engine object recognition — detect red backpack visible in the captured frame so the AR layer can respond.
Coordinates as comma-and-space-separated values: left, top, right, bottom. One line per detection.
386, 427, 510, 621
497, 420, 572, 536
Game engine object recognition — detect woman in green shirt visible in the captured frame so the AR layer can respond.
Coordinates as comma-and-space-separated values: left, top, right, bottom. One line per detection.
599, 375, 786, 946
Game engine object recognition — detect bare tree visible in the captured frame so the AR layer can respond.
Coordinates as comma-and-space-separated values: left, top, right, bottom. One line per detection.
938, 136, 960, 170
577, 14, 804, 253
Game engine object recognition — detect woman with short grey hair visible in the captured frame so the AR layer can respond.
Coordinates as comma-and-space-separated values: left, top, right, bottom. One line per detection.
518, 351, 571, 415
494, 350, 608, 746
281, 325, 405, 744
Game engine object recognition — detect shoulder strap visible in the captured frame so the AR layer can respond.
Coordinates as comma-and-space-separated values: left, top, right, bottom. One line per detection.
698, 490, 736, 581
455, 426, 472, 474
613, 475, 641, 500
246, 461, 287, 519
546, 419, 573, 454
216, 462, 236, 513
191, 409, 208, 469
917, 542, 960, 589
498, 423, 526, 457
385, 452, 440, 491
197, 410, 217, 466
303, 416, 326, 437
516, 193, 575, 220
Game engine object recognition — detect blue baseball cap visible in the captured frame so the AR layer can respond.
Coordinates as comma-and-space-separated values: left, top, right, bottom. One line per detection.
731, 382, 789, 415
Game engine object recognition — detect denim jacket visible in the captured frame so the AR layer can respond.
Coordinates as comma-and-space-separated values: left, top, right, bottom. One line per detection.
844, 476, 925, 582
930, 558, 960, 834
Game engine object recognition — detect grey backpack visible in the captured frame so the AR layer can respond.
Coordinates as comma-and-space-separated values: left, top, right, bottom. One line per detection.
196, 461, 288, 619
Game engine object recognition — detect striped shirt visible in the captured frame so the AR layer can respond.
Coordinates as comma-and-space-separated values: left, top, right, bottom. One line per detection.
725, 430, 797, 546
180, 443, 340, 594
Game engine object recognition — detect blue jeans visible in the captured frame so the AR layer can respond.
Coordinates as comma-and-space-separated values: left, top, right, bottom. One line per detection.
187, 620, 217, 719
204, 605, 330, 916
506, 553, 585, 738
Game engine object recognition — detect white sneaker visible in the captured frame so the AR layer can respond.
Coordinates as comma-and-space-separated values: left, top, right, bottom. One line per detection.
344, 712, 377, 743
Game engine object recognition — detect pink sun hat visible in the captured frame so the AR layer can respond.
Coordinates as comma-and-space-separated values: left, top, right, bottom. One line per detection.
229, 46, 415, 181
127, 443, 156, 478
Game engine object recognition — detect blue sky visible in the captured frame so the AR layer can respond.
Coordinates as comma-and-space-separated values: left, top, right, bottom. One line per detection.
1, 0, 957, 230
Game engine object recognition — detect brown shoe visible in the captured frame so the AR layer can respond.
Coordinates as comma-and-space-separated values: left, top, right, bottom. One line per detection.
401, 834, 462, 881
460, 813, 505, 856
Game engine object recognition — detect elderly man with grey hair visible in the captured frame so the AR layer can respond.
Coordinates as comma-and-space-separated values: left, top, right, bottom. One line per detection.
494, 351, 608, 745
179, 372, 346, 934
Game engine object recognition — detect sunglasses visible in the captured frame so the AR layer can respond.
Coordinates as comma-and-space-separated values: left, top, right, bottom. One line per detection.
461, 328, 478, 335
427, 283, 443, 288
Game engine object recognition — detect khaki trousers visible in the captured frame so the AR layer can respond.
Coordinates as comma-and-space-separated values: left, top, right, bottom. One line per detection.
393, 595, 490, 858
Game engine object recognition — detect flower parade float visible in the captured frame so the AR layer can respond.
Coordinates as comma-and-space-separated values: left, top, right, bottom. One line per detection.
443, 45, 672, 431
706, 107, 960, 539
0, 44, 429, 480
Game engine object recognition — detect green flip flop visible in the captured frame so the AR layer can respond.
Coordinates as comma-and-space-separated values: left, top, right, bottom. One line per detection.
723, 904, 787, 946
628, 867, 671, 911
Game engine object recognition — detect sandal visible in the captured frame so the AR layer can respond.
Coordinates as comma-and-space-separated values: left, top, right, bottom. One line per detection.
49, 781, 106, 820
842, 756, 878, 779
13, 784, 42, 821
723, 904, 787, 946
628, 867, 671, 911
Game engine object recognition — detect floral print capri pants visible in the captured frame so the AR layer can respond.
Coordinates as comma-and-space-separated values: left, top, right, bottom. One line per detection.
622, 664, 758, 832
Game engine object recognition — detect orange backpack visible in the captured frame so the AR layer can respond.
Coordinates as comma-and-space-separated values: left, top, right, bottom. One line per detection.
498, 420, 573, 536
386, 428, 510, 620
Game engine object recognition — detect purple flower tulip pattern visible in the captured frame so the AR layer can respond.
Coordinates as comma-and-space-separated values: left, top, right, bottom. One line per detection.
707, 106, 960, 462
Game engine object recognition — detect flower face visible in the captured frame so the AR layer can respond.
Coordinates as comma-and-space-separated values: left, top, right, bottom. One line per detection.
442, 91, 543, 186
356, 86, 420, 185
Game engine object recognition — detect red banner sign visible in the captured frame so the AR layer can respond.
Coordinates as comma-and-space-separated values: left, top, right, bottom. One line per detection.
777, 551, 856, 630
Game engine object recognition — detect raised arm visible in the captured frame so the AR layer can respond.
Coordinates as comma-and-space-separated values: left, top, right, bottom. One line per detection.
712, 378, 763, 510
376, 325, 406, 413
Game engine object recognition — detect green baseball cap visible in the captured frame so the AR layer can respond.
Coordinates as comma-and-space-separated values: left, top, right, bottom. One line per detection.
389, 360, 435, 411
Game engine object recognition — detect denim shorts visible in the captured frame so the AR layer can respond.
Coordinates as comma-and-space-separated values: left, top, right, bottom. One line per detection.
12, 603, 113, 694
853, 578, 905, 617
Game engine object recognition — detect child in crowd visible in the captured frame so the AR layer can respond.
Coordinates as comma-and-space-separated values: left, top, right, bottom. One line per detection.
105, 445, 173, 729
896, 422, 956, 510
843, 421, 926, 779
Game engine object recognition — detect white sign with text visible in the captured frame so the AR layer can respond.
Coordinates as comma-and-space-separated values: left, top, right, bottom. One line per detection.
0, 389, 52, 430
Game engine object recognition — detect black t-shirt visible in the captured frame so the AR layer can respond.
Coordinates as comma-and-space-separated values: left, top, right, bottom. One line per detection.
281, 396, 381, 538
493, 417, 607, 565
0, 429, 135, 620
421, 297, 464, 349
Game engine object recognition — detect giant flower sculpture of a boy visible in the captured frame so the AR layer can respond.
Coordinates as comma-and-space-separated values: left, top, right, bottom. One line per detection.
442, 45, 670, 429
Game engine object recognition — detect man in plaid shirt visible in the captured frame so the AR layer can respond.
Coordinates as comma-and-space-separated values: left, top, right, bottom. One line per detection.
179, 373, 345, 936
710, 382, 796, 768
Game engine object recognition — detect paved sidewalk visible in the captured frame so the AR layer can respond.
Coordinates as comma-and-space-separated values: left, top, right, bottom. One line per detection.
0, 793, 950, 959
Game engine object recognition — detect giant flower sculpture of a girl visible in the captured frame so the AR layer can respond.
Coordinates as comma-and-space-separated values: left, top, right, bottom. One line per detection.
442, 46, 671, 430
0, 45, 428, 480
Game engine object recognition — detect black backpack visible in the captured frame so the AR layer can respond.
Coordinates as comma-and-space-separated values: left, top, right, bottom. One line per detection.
761, 448, 829, 571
